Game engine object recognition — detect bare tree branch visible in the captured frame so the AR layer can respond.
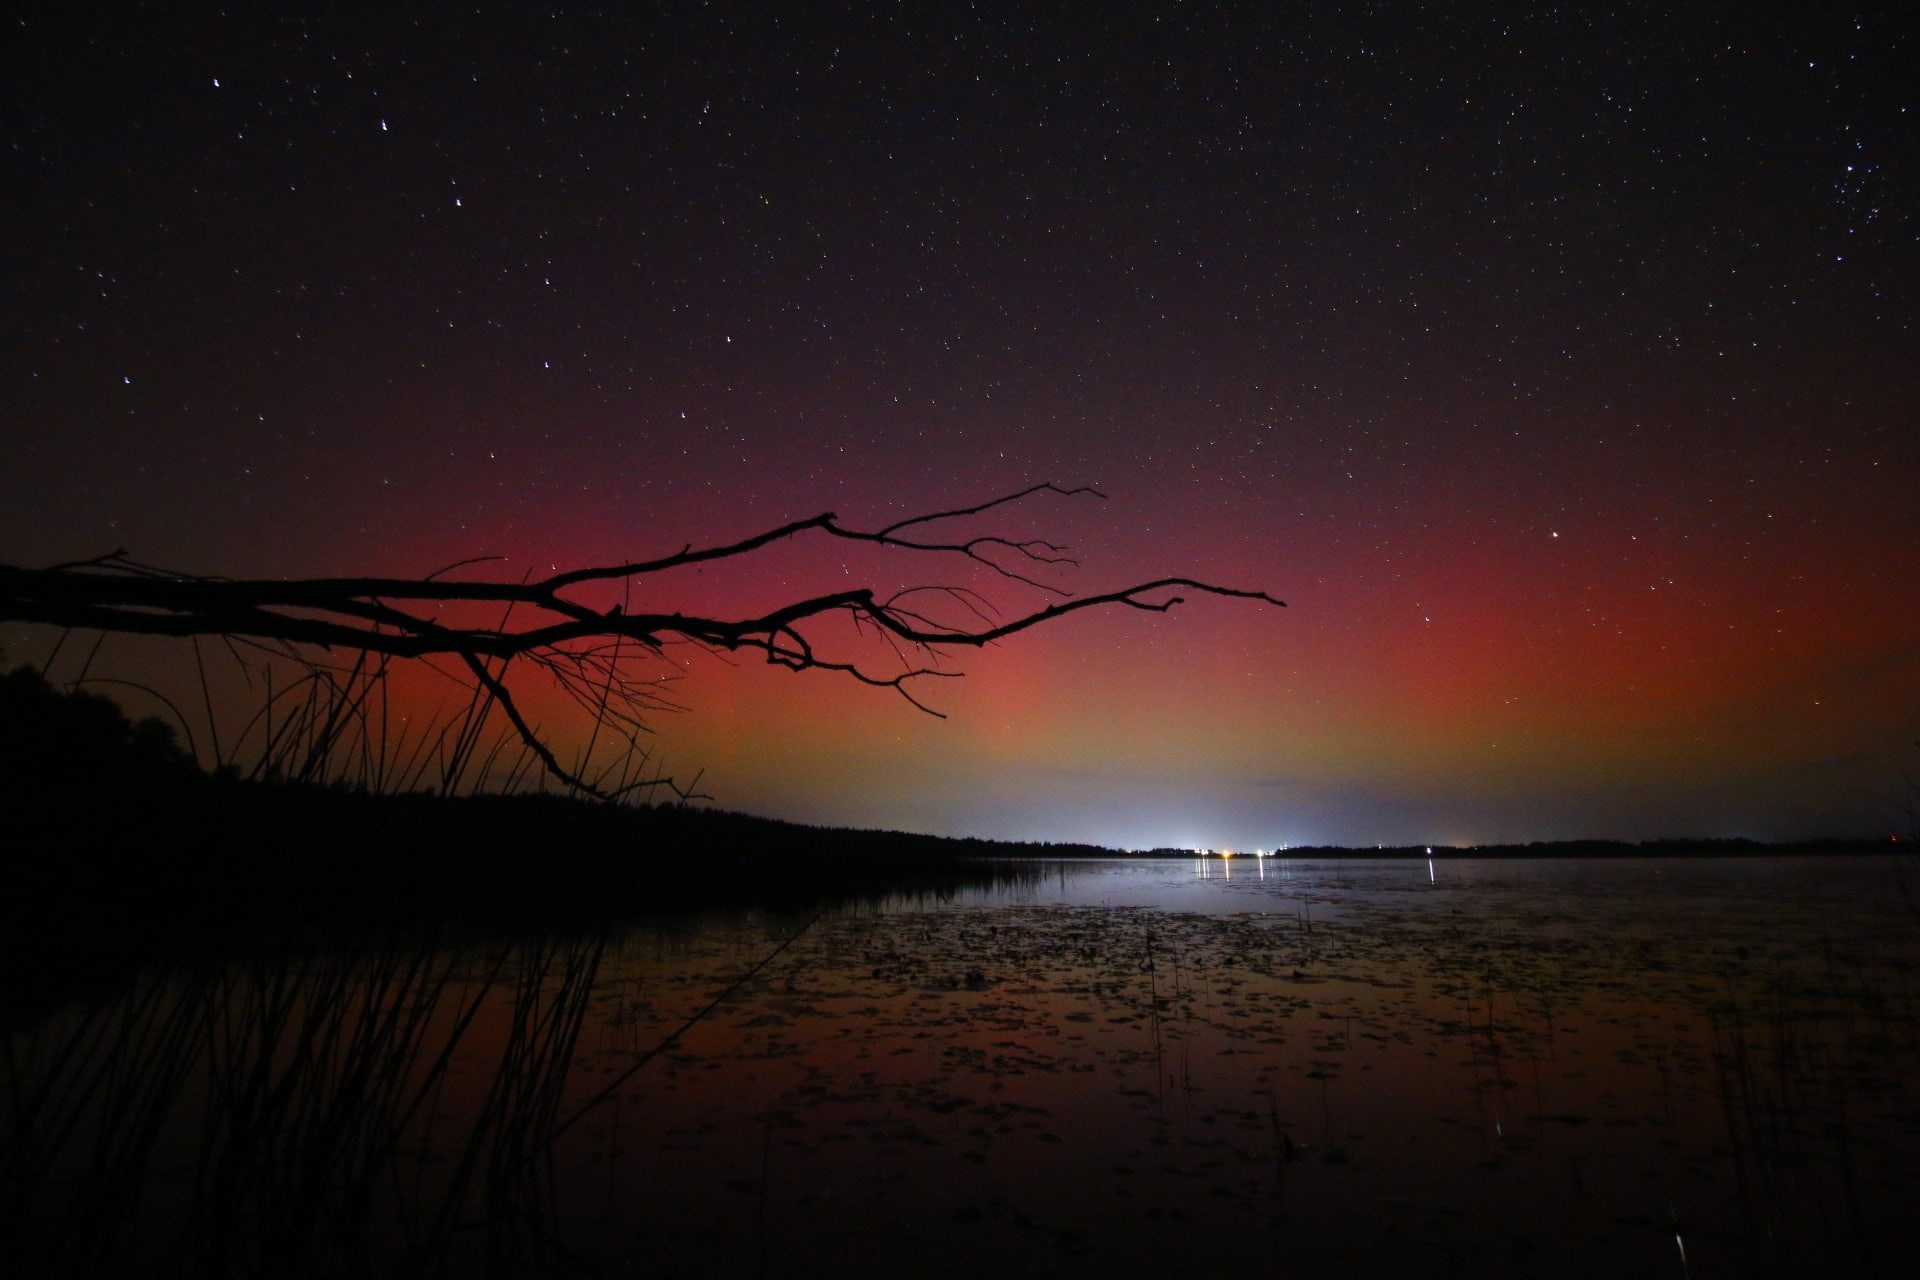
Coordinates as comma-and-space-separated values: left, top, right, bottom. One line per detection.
1, 485, 1284, 800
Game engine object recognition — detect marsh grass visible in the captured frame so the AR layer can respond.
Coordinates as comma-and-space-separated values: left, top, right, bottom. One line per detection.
1703, 936, 1920, 1272
14, 627, 680, 805
2, 929, 607, 1278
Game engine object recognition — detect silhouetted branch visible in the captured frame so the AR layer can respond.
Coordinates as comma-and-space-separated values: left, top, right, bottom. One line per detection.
2, 485, 1284, 799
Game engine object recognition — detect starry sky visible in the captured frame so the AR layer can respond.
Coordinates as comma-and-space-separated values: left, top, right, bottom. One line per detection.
5, 2, 1916, 849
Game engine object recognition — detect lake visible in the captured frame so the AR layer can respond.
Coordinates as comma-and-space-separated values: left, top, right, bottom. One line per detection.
7, 855, 1918, 1277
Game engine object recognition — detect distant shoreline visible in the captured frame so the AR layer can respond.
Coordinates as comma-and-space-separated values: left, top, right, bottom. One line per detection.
1075, 836, 1903, 860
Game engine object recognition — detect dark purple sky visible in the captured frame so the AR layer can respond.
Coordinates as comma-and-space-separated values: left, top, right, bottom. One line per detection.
5, 3, 1916, 847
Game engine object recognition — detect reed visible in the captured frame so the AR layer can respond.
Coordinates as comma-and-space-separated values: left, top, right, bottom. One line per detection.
2, 929, 612, 1278
52, 632, 677, 806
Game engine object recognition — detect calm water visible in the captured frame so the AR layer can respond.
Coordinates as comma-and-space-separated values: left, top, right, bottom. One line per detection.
8, 856, 1918, 1277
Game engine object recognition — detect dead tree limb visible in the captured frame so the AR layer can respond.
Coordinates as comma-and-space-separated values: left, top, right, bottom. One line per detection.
1, 484, 1285, 799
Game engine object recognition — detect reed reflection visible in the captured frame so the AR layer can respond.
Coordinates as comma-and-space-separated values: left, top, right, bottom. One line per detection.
3, 928, 610, 1277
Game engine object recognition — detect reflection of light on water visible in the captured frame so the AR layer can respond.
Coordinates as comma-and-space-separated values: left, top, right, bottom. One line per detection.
1427, 847, 1435, 884
1195, 848, 1241, 879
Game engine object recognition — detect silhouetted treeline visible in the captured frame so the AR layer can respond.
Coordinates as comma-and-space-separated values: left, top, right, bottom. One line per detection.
0, 662, 198, 786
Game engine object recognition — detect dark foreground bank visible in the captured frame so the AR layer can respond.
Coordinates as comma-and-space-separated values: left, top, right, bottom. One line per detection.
4, 774, 1110, 923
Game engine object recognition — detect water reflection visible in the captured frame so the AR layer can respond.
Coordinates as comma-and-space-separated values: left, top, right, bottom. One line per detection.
5, 857, 1916, 1277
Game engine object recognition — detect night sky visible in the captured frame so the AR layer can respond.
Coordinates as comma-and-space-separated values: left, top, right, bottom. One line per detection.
5, 3, 1916, 849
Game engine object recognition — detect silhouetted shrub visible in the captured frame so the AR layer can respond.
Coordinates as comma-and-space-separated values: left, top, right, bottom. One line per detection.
0, 663, 197, 789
